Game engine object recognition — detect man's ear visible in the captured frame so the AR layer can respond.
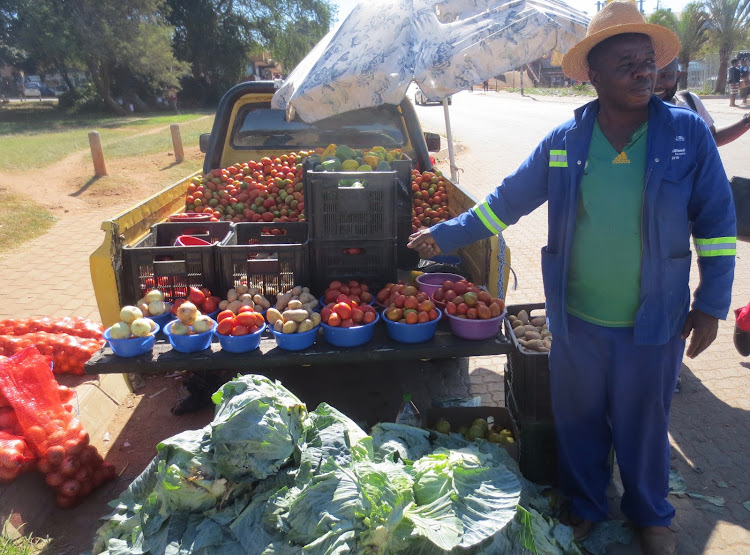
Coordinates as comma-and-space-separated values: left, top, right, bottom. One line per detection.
588, 68, 600, 89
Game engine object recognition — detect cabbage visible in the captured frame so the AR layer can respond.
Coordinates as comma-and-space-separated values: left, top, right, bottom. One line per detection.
210, 375, 308, 481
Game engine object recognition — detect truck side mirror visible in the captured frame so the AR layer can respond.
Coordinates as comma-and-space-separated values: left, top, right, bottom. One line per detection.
424, 132, 441, 152
199, 133, 211, 153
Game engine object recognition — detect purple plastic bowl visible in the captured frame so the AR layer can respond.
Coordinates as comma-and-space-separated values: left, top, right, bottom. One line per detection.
446, 310, 506, 340
415, 273, 464, 297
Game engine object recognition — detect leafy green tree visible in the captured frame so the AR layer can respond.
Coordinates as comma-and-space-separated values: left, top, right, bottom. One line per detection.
167, 0, 333, 103
650, 3, 710, 90
704, 0, 750, 93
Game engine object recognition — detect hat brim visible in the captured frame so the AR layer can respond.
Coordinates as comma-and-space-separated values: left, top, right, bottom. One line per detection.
562, 23, 680, 82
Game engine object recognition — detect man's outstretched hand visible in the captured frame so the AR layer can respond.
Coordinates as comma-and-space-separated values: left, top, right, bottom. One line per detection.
681, 309, 719, 359
408, 228, 441, 259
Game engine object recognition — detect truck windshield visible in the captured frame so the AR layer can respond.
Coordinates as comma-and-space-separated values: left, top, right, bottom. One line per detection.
232, 103, 408, 150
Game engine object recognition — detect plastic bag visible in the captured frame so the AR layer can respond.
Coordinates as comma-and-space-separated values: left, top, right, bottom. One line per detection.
0, 348, 115, 507
0, 332, 103, 375
0, 317, 104, 340
0, 430, 36, 482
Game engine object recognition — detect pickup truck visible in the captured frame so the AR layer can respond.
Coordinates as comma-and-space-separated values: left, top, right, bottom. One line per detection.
90, 81, 509, 329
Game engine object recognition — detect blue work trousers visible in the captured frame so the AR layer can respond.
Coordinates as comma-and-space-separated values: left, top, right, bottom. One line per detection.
549, 314, 684, 527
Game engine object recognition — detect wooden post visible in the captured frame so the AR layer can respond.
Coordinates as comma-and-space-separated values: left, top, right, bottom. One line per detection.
88, 131, 107, 176
170, 124, 184, 162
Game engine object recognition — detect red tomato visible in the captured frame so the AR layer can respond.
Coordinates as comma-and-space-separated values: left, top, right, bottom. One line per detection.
216, 319, 234, 335
231, 325, 249, 336
237, 305, 255, 314
333, 302, 352, 320
235, 312, 256, 328
363, 311, 376, 324
217, 310, 234, 322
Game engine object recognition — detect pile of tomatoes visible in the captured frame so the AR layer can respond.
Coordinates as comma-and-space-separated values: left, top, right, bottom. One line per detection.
411, 169, 449, 232
185, 151, 311, 223
216, 307, 265, 336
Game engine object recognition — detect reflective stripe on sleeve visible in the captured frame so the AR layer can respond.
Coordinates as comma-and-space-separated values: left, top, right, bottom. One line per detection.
549, 149, 568, 168
694, 236, 737, 257
473, 201, 508, 234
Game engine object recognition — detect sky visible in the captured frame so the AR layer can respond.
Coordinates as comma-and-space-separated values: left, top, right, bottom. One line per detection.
330, 0, 694, 23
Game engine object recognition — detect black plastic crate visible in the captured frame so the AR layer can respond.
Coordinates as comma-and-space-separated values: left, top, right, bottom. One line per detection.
304, 170, 398, 241
218, 223, 309, 301
506, 384, 558, 486
310, 238, 397, 295
122, 222, 232, 304
504, 303, 552, 421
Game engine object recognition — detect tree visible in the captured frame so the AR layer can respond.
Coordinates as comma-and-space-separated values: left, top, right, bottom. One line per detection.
704, 0, 750, 93
167, 0, 334, 103
650, 3, 710, 90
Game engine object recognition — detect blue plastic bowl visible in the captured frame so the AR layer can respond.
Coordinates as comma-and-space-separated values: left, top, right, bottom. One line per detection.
206, 309, 220, 320
319, 297, 375, 311
104, 322, 160, 357
271, 324, 321, 351
164, 320, 217, 353
382, 308, 442, 344
147, 311, 174, 329
320, 312, 380, 347
215, 322, 266, 353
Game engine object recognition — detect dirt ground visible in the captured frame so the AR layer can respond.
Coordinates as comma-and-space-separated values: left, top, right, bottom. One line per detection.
0, 124, 210, 553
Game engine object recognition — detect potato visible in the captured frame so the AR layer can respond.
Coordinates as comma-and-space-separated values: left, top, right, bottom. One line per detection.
239, 293, 254, 302
275, 293, 293, 311
538, 346, 550, 353
524, 339, 545, 351
517, 310, 529, 324
219, 300, 229, 310
524, 330, 542, 340
523, 324, 538, 333
291, 285, 303, 296
303, 301, 318, 313
253, 294, 271, 309
509, 314, 518, 323
511, 319, 523, 329
298, 292, 315, 304
266, 308, 283, 325
274, 319, 284, 332
530, 316, 546, 327
541, 330, 552, 339
284, 309, 309, 323
287, 299, 303, 310
236, 284, 249, 295
282, 320, 298, 334
227, 288, 239, 303
310, 312, 321, 327
298, 319, 315, 333
227, 300, 243, 314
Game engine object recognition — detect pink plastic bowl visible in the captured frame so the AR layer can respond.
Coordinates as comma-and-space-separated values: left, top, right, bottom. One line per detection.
446, 310, 506, 340
415, 272, 464, 297
174, 235, 213, 246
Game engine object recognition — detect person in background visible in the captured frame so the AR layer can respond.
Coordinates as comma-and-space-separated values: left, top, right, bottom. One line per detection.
655, 59, 750, 146
408, 3, 736, 553
483, 79, 490, 92
728, 58, 742, 107
739, 69, 749, 105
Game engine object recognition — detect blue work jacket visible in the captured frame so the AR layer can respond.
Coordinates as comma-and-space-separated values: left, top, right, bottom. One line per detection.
432, 97, 737, 345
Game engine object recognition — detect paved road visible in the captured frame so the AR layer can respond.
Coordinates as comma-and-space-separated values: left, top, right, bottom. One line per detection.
417, 90, 750, 554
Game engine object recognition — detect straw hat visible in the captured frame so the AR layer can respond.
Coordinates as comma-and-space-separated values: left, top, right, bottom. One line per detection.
562, 0, 680, 82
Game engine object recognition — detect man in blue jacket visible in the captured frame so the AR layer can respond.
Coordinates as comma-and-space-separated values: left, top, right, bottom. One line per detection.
408, 3, 736, 554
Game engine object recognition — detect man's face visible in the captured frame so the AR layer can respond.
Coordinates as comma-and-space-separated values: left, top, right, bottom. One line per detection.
654, 61, 679, 101
589, 34, 657, 111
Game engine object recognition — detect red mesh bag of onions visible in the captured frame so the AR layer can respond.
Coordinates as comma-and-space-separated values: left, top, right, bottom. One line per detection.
0, 348, 116, 508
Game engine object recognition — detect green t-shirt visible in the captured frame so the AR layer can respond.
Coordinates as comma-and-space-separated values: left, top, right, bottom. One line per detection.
566, 120, 647, 327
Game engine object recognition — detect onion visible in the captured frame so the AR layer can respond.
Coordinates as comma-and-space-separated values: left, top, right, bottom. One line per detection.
108, 321, 132, 340
170, 321, 191, 335
130, 318, 153, 337
176, 302, 198, 324
119, 306, 143, 325
0, 467, 19, 482
36, 458, 53, 474
64, 438, 84, 456
192, 315, 214, 334
144, 289, 164, 303
24, 426, 46, 445
60, 456, 80, 477
46, 445, 65, 466
45, 471, 64, 487
60, 479, 82, 497
75, 465, 92, 484
148, 300, 166, 316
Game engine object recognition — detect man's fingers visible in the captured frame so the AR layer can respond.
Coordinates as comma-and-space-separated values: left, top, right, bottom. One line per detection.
680, 314, 693, 341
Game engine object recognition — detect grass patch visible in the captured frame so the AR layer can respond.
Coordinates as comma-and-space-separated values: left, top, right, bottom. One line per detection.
107, 116, 213, 159
0, 519, 49, 555
0, 103, 215, 172
0, 192, 57, 254
504, 84, 597, 96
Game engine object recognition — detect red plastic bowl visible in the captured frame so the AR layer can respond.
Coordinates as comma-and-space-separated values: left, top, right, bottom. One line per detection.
167, 213, 211, 222
174, 235, 213, 246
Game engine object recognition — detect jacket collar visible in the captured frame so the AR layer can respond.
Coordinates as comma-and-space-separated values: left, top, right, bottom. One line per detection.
572, 96, 675, 127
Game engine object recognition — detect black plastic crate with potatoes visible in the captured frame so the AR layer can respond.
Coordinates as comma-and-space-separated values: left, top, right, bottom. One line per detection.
504, 302, 552, 421
121, 221, 232, 304
309, 239, 397, 296
304, 170, 398, 241
218, 222, 309, 301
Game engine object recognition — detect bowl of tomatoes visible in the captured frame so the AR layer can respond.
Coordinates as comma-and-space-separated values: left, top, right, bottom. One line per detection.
214, 309, 266, 353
